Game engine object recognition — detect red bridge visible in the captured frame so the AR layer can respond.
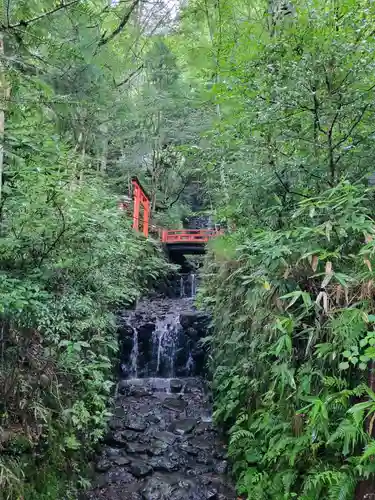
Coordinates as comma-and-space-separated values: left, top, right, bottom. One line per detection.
119, 177, 221, 255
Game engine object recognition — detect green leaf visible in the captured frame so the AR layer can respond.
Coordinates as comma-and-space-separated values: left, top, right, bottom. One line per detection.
339, 361, 350, 370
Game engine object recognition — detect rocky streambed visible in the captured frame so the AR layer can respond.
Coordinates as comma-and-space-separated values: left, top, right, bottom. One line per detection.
85, 378, 236, 500
85, 295, 236, 500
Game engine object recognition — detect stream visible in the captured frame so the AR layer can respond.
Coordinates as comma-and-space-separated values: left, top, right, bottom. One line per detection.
85, 276, 236, 500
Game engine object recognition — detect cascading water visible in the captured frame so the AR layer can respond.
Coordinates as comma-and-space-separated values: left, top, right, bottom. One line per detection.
129, 324, 139, 378
179, 273, 197, 299
180, 275, 185, 298
152, 311, 181, 377
120, 274, 204, 379
86, 276, 236, 500
190, 273, 196, 298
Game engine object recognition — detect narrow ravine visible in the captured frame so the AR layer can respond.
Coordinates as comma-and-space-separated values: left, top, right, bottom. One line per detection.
85, 277, 236, 500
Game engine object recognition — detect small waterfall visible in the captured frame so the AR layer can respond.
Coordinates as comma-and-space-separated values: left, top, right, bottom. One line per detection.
179, 273, 197, 299
120, 294, 209, 380
129, 324, 139, 378
152, 312, 181, 377
190, 273, 196, 298
180, 275, 185, 298
185, 351, 195, 375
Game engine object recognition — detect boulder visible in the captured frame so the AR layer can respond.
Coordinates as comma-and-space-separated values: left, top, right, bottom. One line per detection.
95, 459, 112, 473
141, 475, 173, 500
148, 439, 169, 456
130, 460, 153, 478
114, 456, 131, 466
215, 460, 228, 474
106, 468, 135, 484
153, 431, 176, 445
162, 397, 187, 412
103, 431, 127, 447
125, 417, 147, 432
106, 447, 122, 458
109, 418, 124, 431
194, 421, 213, 435
148, 456, 180, 472
121, 430, 140, 442
170, 379, 183, 393
189, 436, 212, 451
125, 442, 149, 454
169, 418, 197, 435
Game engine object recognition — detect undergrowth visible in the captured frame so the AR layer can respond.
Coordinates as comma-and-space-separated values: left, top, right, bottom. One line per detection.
0, 170, 169, 499
201, 182, 375, 499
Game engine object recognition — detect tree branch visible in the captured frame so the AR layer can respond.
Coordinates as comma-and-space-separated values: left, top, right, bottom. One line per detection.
38, 202, 67, 267
274, 171, 310, 198
97, 0, 141, 49
4, 0, 81, 29
333, 104, 370, 150
116, 64, 144, 87
156, 177, 191, 211
6, 0, 11, 27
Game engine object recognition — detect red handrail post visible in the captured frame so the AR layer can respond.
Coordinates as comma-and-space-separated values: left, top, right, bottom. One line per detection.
143, 198, 150, 238
132, 183, 140, 231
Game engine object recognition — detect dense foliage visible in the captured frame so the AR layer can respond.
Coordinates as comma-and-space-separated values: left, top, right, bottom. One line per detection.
202, 184, 375, 498
193, 0, 375, 498
0, 2, 172, 498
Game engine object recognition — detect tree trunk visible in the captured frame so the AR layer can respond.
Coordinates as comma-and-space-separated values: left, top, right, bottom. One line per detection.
203, 0, 229, 201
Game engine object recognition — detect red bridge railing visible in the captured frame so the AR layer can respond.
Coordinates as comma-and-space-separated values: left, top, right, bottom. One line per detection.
119, 179, 222, 245
161, 229, 222, 243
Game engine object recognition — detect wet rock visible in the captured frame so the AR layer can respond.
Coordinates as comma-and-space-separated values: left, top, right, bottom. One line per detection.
148, 439, 169, 456
179, 441, 199, 456
95, 458, 111, 473
148, 456, 180, 472
114, 406, 127, 418
215, 460, 228, 474
130, 460, 153, 478
147, 413, 162, 424
196, 452, 214, 465
93, 474, 108, 488
109, 418, 124, 431
118, 379, 132, 395
125, 417, 147, 432
107, 468, 135, 484
206, 489, 218, 500
122, 430, 140, 441
103, 431, 127, 447
153, 431, 176, 445
195, 421, 213, 434
162, 397, 187, 412
87, 312, 237, 500
170, 379, 183, 393
137, 404, 153, 416
189, 436, 212, 451
125, 441, 149, 454
114, 456, 131, 466
106, 447, 122, 458
141, 475, 173, 500
117, 493, 142, 500
213, 445, 227, 460
118, 381, 152, 398
170, 418, 197, 435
